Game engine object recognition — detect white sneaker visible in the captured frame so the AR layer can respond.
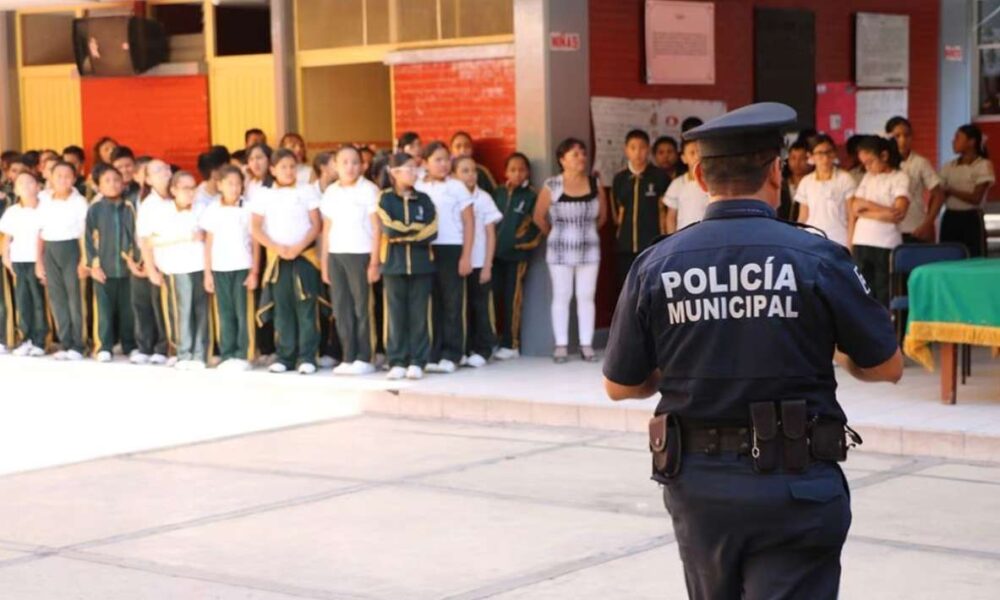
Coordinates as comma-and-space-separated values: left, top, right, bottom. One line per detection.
187, 360, 206, 370
494, 347, 519, 360
129, 351, 150, 365
298, 362, 317, 375
28, 344, 46, 357
425, 362, 441, 373
386, 366, 406, 380
466, 353, 487, 368
53, 350, 68, 361
405, 365, 423, 380
332, 362, 354, 375
352, 360, 376, 375
317, 355, 337, 369
459, 355, 469, 367
174, 360, 191, 371
96, 351, 112, 363
65, 350, 84, 361
227, 358, 252, 371
12, 342, 32, 357
149, 353, 168, 365
166, 356, 179, 368
436, 359, 456, 374
268, 362, 288, 374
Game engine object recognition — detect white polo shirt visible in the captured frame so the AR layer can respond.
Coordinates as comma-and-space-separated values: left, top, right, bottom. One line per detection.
899, 152, 943, 232
416, 176, 473, 245
37, 189, 88, 242
296, 164, 313, 186
467, 187, 503, 269
663, 173, 710, 230
794, 169, 856, 247
249, 184, 320, 247
199, 200, 253, 272
941, 156, 995, 211
151, 202, 205, 275
852, 170, 910, 249
320, 177, 379, 254
0, 203, 42, 263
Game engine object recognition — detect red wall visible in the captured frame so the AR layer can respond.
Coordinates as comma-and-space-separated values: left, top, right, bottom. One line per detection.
393, 58, 516, 181
81, 75, 210, 173
590, 0, 940, 164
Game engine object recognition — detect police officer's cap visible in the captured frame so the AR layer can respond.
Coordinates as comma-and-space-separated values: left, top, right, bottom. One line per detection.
683, 102, 798, 158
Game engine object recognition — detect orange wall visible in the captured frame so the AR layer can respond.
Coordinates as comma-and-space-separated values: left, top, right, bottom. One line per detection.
81, 75, 210, 173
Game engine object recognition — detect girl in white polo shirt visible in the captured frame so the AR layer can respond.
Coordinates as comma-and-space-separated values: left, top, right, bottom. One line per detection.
0, 173, 47, 356
320, 146, 380, 376
453, 155, 502, 368
795, 134, 856, 247
148, 171, 209, 370
663, 139, 709, 233
202, 165, 258, 371
416, 141, 473, 374
849, 136, 910, 307
37, 161, 88, 360
250, 149, 323, 375
940, 124, 995, 257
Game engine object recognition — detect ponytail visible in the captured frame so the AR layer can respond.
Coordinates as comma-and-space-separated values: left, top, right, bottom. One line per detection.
958, 124, 989, 159
856, 135, 902, 170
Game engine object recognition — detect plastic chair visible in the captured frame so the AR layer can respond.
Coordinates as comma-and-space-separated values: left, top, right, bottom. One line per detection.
889, 243, 971, 381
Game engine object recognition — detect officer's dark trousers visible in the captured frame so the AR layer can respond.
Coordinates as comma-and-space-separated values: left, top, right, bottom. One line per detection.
384, 273, 431, 368
213, 269, 252, 361
131, 275, 168, 356
466, 268, 496, 358
93, 276, 135, 355
941, 209, 986, 258
43, 240, 85, 353
272, 257, 320, 369
327, 253, 374, 364
662, 456, 851, 600
12, 263, 47, 348
429, 245, 466, 364
0, 264, 12, 348
491, 258, 527, 350
162, 271, 209, 362
852, 245, 891, 307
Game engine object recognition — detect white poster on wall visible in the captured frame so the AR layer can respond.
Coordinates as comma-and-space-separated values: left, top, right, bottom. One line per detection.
856, 13, 909, 88
591, 96, 727, 186
855, 89, 908, 136
645, 0, 715, 85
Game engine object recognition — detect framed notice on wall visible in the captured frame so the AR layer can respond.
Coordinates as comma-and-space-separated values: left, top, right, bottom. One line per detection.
645, 0, 715, 85
855, 12, 909, 88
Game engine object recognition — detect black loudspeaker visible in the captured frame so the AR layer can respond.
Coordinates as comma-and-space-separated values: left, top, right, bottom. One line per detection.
754, 8, 816, 129
73, 16, 168, 77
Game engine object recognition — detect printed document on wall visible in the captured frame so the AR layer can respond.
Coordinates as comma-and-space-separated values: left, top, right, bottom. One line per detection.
645, 0, 715, 85
855, 89, 907, 136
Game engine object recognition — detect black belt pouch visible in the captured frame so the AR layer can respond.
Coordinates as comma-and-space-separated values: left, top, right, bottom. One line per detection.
649, 414, 682, 479
749, 402, 779, 473
781, 400, 809, 472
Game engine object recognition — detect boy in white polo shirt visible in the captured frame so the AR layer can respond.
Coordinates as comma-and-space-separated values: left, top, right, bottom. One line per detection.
148, 171, 209, 370
132, 159, 172, 365
850, 136, 910, 307
202, 165, 258, 371
0, 172, 47, 356
885, 116, 944, 243
663, 139, 709, 233
250, 148, 323, 375
320, 146, 380, 376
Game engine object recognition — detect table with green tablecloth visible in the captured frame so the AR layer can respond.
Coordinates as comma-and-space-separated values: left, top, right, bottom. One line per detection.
903, 258, 1000, 403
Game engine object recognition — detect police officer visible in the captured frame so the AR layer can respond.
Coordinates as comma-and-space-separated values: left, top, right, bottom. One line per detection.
602, 103, 903, 600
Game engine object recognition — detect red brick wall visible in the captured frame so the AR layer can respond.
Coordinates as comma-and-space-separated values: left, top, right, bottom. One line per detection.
590, 0, 940, 164
392, 58, 516, 181
81, 75, 210, 173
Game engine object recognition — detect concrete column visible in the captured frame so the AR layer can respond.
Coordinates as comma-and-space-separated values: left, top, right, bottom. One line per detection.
514, 0, 590, 356
0, 11, 19, 151
939, 0, 973, 168
270, 0, 297, 135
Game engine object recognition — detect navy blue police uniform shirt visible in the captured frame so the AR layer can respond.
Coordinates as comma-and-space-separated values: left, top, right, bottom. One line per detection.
603, 198, 898, 422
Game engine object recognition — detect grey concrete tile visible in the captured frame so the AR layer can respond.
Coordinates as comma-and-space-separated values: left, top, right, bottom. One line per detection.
850, 475, 1000, 554
841, 539, 1000, 600
0, 556, 311, 600
95, 485, 664, 600
417, 445, 665, 517
0, 458, 341, 547
915, 462, 1000, 485
142, 416, 577, 481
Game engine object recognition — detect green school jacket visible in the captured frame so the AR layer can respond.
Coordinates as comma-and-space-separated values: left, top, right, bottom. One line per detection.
377, 189, 438, 276
610, 164, 671, 254
85, 196, 136, 278
492, 185, 541, 262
